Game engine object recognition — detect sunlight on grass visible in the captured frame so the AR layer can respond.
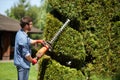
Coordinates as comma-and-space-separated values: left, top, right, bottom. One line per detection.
0, 61, 38, 80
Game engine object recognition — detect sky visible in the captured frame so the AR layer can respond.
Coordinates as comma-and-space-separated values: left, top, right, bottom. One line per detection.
0, 0, 44, 16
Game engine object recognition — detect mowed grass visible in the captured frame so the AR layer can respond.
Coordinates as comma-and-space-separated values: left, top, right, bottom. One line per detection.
0, 61, 38, 80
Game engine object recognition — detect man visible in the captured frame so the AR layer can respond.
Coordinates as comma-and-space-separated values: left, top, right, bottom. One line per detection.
14, 16, 49, 80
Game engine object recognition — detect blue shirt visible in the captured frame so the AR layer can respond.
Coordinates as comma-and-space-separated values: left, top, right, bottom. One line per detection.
14, 29, 32, 69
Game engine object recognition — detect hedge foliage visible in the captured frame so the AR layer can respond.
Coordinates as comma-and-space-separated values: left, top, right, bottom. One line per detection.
38, 55, 86, 80
48, 0, 120, 76
38, 13, 87, 80
44, 13, 86, 61
38, 0, 120, 79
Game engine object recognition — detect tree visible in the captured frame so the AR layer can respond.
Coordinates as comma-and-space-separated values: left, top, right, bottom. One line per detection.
6, 0, 30, 20
6, 0, 43, 29
6, 0, 46, 39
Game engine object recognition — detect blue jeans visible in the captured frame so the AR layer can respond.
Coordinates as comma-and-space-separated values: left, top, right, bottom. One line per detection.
17, 66, 30, 80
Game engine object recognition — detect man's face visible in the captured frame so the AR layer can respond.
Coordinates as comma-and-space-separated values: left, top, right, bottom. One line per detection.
27, 22, 33, 31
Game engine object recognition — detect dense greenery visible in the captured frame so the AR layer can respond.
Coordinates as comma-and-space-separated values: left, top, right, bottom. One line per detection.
45, 14, 85, 59
38, 55, 86, 80
38, 0, 120, 80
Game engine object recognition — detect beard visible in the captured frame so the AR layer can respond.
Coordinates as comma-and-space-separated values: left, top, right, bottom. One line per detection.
28, 28, 31, 31
28, 26, 32, 31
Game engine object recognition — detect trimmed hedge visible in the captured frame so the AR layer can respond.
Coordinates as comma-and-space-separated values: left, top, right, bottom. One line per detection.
37, 14, 87, 80
44, 13, 86, 68
48, 0, 120, 78
38, 0, 120, 79
38, 55, 86, 80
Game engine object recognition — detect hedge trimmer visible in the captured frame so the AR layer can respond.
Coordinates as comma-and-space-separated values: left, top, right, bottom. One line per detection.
35, 19, 70, 60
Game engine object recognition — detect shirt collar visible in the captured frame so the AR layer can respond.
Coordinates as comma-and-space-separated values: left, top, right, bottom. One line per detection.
20, 29, 28, 37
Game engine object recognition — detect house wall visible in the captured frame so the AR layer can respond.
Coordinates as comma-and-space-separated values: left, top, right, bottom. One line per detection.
0, 32, 2, 59
0, 31, 15, 60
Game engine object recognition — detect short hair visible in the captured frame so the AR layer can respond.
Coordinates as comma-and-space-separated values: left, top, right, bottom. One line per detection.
20, 16, 32, 28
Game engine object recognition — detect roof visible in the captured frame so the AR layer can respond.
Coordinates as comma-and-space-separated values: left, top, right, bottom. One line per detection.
0, 14, 42, 33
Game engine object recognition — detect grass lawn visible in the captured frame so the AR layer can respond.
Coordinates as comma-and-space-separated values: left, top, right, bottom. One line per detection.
0, 61, 38, 80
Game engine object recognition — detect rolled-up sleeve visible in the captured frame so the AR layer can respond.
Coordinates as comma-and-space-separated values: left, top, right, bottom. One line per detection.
22, 45, 30, 57
18, 38, 31, 57
28, 37, 33, 44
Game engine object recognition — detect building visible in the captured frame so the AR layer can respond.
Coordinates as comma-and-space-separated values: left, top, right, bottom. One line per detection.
0, 14, 42, 60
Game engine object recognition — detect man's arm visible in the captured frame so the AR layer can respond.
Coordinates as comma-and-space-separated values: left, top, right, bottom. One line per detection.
30, 40, 36, 44
30, 40, 42, 44
25, 54, 33, 62
25, 54, 37, 65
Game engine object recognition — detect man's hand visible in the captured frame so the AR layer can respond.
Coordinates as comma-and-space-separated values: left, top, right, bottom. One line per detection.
36, 40, 47, 46
36, 40, 44, 43
25, 55, 37, 65
32, 58, 37, 65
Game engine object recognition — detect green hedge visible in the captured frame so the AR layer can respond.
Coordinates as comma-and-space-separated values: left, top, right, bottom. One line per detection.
38, 56, 86, 80
38, 0, 120, 79
37, 14, 87, 80
44, 14, 86, 67
48, 0, 120, 78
